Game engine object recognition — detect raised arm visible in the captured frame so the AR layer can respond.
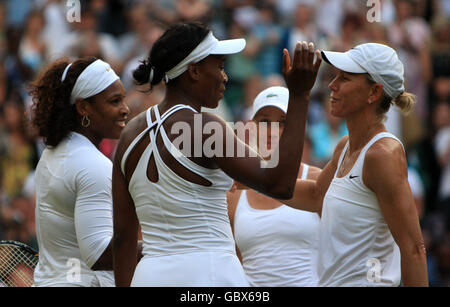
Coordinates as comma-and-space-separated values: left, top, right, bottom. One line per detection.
214, 42, 322, 200
364, 138, 428, 286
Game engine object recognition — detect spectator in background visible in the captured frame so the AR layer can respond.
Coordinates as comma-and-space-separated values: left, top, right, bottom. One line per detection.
329, 11, 366, 52
0, 195, 37, 250
250, 2, 284, 77
4, 28, 34, 99
223, 18, 259, 119
389, 0, 432, 120
175, 0, 213, 23
308, 97, 348, 167
65, 9, 122, 74
286, 2, 322, 54
433, 102, 450, 229
0, 98, 38, 200
19, 10, 47, 75
41, 0, 72, 59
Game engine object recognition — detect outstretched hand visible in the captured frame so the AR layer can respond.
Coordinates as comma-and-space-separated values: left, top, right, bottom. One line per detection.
282, 41, 322, 96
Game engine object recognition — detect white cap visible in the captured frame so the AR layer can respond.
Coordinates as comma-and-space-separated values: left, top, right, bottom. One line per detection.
252, 86, 289, 119
321, 43, 405, 99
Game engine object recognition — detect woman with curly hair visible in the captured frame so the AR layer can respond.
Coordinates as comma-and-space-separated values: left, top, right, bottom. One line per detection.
30, 56, 131, 286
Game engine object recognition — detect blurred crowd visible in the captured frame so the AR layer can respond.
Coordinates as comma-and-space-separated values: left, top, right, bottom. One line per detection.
0, 0, 448, 286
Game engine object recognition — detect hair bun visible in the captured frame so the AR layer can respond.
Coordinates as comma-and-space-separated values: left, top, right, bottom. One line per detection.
133, 60, 152, 86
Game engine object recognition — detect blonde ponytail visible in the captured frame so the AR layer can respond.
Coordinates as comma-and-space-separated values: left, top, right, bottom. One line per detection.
393, 92, 416, 115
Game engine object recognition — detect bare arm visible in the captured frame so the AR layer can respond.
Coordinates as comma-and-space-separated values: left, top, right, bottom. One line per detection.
283, 136, 348, 214
364, 139, 428, 287
215, 42, 322, 200
111, 117, 145, 286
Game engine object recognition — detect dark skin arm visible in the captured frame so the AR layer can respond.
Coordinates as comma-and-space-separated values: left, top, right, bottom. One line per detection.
92, 240, 142, 271
112, 114, 147, 286
213, 42, 322, 199
113, 42, 322, 286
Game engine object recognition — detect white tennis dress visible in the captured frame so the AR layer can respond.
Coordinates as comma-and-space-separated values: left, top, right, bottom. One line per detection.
234, 165, 321, 286
34, 132, 114, 287
121, 104, 249, 287
318, 132, 401, 287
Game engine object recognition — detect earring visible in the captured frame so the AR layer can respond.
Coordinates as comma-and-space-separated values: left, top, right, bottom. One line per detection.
82, 115, 91, 128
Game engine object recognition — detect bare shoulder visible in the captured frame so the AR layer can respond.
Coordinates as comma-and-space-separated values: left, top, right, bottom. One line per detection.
115, 111, 148, 161
330, 135, 349, 164
365, 137, 406, 166
363, 137, 407, 190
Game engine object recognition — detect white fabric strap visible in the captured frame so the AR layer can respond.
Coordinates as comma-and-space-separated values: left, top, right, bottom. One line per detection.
165, 31, 219, 81
61, 63, 73, 82
70, 59, 119, 105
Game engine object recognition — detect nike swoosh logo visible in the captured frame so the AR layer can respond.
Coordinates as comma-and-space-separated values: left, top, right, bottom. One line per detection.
349, 175, 359, 179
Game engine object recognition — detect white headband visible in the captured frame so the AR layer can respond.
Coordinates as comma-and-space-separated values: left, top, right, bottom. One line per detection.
69, 59, 119, 104
165, 31, 219, 81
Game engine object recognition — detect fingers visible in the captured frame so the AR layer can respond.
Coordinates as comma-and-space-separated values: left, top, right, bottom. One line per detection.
292, 42, 302, 69
281, 48, 290, 76
307, 42, 315, 69
292, 41, 317, 70
313, 49, 322, 72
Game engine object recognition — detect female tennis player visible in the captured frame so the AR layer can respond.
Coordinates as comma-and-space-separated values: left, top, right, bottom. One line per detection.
284, 43, 428, 286
30, 57, 132, 286
112, 23, 322, 286
227, 86, 322, 286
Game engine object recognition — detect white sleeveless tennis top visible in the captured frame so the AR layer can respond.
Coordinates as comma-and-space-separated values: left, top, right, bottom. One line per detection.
121, 104, 235, 257
234, 165, 321, 286
318, 132, 401, 287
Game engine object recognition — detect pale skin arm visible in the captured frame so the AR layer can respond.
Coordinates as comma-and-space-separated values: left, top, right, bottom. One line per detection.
363, 139, 428, 287
282, 136, 348, 215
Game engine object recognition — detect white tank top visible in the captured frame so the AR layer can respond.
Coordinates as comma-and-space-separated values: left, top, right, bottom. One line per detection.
121, 104, 235, 257
234, 165, 321, 286
318, 132, 401, 287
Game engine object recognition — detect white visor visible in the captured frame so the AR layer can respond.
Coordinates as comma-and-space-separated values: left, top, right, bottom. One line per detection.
165, 31, 246, 81
210, 38, 246, 55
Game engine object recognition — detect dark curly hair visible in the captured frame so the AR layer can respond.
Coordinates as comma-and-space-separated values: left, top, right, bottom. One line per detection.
133, 23, 210, 91
29, 57, 97, 147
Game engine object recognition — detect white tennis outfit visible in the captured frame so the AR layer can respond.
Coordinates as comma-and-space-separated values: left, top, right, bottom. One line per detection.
34, 132, 114, 287
318, 132, 401, 287
234, 165, 321, 286
121, 104, 249, 287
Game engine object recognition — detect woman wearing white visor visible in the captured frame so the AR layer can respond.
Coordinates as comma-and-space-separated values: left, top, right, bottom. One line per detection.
30, 57, 132, 286
284, 43, 428, 286
112, 23, 322, 286
228, 86, 322, 286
